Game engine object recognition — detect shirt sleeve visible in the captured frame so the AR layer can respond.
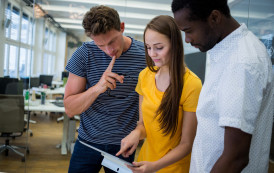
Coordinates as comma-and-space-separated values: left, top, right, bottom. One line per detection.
65, 43, 88, 78
181, 75, 202, 112
217, 63, 265, 134
135, 68, 147, 96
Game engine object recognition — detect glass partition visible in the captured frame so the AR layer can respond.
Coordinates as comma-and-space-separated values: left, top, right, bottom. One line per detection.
0, 0, 35, 172
231, 0, 274, 61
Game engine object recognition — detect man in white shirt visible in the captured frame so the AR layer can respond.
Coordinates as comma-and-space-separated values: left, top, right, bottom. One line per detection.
172, 0, 274, 172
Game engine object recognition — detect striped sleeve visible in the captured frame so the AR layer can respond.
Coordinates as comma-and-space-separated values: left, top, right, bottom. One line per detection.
65, 43, 88, 78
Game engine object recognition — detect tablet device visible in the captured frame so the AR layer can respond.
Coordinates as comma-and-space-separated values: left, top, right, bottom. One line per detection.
79, 140, 133, 173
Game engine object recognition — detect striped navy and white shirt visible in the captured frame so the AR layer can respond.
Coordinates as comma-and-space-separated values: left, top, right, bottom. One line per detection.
66, 37, 146, 145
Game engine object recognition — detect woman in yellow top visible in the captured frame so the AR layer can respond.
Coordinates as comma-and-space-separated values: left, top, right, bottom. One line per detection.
116, 15, 202, 173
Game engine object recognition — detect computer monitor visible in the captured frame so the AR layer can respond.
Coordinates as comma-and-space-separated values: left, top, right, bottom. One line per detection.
61, 71, 69, 80
39, 75, 53, 87
30, 77, 40, 88
20, 77, 40, 89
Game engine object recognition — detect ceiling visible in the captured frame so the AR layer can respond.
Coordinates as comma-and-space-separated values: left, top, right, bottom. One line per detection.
37, 0, 173, 41
36, 0, 274, 53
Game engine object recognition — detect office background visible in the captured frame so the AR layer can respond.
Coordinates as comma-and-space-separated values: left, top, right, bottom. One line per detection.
0, 0, 273, 172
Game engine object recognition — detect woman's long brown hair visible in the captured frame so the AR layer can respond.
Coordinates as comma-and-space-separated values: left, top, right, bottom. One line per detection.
143, 15, 186, 138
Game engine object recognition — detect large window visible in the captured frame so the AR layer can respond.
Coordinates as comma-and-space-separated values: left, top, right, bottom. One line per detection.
4, 1, 35, 78
3, 0, 57, 78
5, 3, 11, 38
8, 45, 18, 77
43, 27, 56, 74
21, 13, 29, 44
4, 44, 9, 76
10, 6, 20, 41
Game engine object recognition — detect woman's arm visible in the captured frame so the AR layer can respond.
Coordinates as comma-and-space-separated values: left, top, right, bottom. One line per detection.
153, 111, 197, 169
129, 111, 197, 173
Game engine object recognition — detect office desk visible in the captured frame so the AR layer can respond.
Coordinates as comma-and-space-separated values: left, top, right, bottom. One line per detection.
52, 81, 64, 88
45, 87, 65, 95
31, 87, 65, 99
25, 100, 70, 155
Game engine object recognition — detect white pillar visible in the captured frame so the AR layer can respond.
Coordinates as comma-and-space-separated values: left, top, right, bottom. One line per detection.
32, 18, 44, 76
55, 31, 67, 80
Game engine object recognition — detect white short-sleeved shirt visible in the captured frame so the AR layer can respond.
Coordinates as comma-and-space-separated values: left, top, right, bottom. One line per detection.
190, 24, 274, 173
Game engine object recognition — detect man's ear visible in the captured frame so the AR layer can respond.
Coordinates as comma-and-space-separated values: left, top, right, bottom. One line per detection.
120, 22, 125, 32
208, 10, 222, 27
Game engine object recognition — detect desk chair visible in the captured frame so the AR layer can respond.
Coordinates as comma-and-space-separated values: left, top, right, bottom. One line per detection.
5, 81, 23, 95
0, 95, 29, 162
5, 82, 34, 136
20, 77, 29, 90
0, 77, 19, 94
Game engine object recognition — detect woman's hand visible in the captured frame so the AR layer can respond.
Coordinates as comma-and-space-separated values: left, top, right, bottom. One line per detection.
127, 161, 157, 173
116, 130, 141, 158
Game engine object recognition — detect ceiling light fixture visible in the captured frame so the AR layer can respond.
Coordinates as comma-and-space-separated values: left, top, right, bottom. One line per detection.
44, 0, 171, 11
40, 5, 157, 20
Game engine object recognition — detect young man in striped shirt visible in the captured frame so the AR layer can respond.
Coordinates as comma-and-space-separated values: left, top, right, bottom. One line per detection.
64, 5, 146, 173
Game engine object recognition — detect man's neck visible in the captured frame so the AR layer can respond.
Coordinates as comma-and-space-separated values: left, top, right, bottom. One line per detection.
219, 17, 240, 42
122, 36, 132, 52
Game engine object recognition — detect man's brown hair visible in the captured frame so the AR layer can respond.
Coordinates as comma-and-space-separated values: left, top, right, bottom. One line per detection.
82, 5, 121, 37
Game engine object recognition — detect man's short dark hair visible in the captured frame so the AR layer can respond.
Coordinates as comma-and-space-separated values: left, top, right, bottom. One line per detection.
171, 0, 231, 21
82, 5, 121, 37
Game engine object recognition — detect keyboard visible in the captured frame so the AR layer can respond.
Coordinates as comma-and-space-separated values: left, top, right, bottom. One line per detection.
52, 101, 64, 107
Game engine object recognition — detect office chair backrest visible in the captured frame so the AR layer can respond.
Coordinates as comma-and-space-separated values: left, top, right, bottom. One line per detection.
20, 77, 30, 89
5, 81, 24, 95
0, 95, 25, 133
0, 78, 4, 94
0, 77, 19, 94
39, 75, 53, 87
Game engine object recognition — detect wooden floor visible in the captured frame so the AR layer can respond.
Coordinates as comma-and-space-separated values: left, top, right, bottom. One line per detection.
0, 112, 273, 173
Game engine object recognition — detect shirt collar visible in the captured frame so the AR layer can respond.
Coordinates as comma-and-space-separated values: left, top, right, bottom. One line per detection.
208, 23, 248, 63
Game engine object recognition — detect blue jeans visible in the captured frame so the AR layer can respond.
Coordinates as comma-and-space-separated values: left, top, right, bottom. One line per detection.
68, 137, 135, 173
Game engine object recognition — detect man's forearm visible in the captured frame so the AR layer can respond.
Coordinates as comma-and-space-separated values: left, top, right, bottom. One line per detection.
64, 86, 101, 117
211, 153, 249, 173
